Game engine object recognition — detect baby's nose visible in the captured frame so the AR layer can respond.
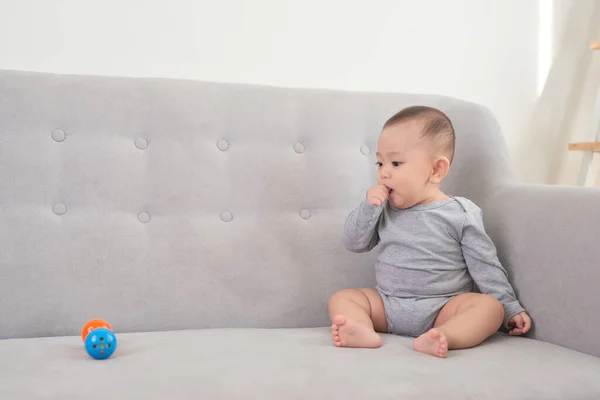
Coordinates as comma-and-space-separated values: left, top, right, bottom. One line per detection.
379, 169, 391, 178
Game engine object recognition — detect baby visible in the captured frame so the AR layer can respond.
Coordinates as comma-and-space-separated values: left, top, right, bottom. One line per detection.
329, 106, 531, 358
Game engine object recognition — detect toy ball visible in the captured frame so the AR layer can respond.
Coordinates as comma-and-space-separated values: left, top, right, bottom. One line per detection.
81, 319, 117, 360
81, 319, 112, 341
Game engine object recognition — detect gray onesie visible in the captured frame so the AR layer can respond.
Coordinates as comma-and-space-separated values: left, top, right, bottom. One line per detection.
342, 196, 525, 337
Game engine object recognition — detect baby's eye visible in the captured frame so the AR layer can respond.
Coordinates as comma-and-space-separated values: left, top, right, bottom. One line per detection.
375, 162, 383, 167
392, 161, 403, 167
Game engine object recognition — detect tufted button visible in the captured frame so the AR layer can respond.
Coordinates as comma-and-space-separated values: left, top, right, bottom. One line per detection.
135, 138, 149, 150
217, 139, 229, 151
299, 209, 311, 220
220, 210, 233, 223
293, 142, 305, 154
360, 145, 371, 156
138, 211, 151, 223
53, 203, 67, 216
51, 129, 66, 142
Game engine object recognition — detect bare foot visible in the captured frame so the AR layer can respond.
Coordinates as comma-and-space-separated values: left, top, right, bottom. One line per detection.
331, 315, 382, 348
413, 328, 448, 358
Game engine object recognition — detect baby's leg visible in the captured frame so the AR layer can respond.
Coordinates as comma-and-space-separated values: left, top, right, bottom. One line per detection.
328, 288, 387, 348
413, 293, 504, 358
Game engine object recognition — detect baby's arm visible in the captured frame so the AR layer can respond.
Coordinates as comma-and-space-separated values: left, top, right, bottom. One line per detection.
459, 205, 527, 330
342, 194, 384, 253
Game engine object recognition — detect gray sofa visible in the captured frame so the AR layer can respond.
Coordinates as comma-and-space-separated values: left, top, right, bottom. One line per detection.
1, 69, 600, 399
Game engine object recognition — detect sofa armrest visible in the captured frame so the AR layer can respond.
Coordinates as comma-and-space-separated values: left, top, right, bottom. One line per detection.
483, 183, 600, 357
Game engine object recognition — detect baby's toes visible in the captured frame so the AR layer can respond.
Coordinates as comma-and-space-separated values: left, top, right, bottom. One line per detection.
332, 327, 340, 344
438, 344, 447, 357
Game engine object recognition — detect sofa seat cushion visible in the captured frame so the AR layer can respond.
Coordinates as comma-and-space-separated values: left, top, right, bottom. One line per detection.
2, 328, 600, 399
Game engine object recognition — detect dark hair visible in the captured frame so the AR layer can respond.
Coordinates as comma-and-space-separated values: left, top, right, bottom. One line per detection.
383, 106, 455, 162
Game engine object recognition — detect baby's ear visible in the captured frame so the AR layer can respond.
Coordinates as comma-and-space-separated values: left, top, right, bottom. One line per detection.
430, 156, 450, 184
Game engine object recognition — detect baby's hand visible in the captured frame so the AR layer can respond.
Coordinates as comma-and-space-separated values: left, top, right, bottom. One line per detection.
366, 184, 389, 206
508, 312, 532, 336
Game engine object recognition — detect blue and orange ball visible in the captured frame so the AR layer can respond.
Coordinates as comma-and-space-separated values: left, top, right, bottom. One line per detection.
81, 319, 117, 360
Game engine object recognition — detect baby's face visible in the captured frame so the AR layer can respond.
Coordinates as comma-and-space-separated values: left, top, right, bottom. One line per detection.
376, 120, 437, 209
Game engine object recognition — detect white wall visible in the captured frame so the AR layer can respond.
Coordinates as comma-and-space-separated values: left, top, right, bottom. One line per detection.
0, 0, 541, 169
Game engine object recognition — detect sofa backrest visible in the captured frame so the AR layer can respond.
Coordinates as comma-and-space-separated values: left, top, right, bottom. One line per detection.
0, 69, 516, 338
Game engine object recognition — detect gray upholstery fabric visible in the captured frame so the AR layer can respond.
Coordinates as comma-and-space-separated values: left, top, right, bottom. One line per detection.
1, 69, 600, 398
0, 69, 516, 339
2, 328, 600, 400
484, 184, 600, 357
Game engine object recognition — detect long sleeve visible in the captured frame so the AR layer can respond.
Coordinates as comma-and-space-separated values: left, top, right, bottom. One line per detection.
342, 198, 383, 253
460, 206, 526, 329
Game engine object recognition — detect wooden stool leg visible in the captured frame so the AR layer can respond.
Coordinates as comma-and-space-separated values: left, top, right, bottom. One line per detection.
584, 153, 600, 187
578, 151, 594, 186
569, 142, 600, 186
